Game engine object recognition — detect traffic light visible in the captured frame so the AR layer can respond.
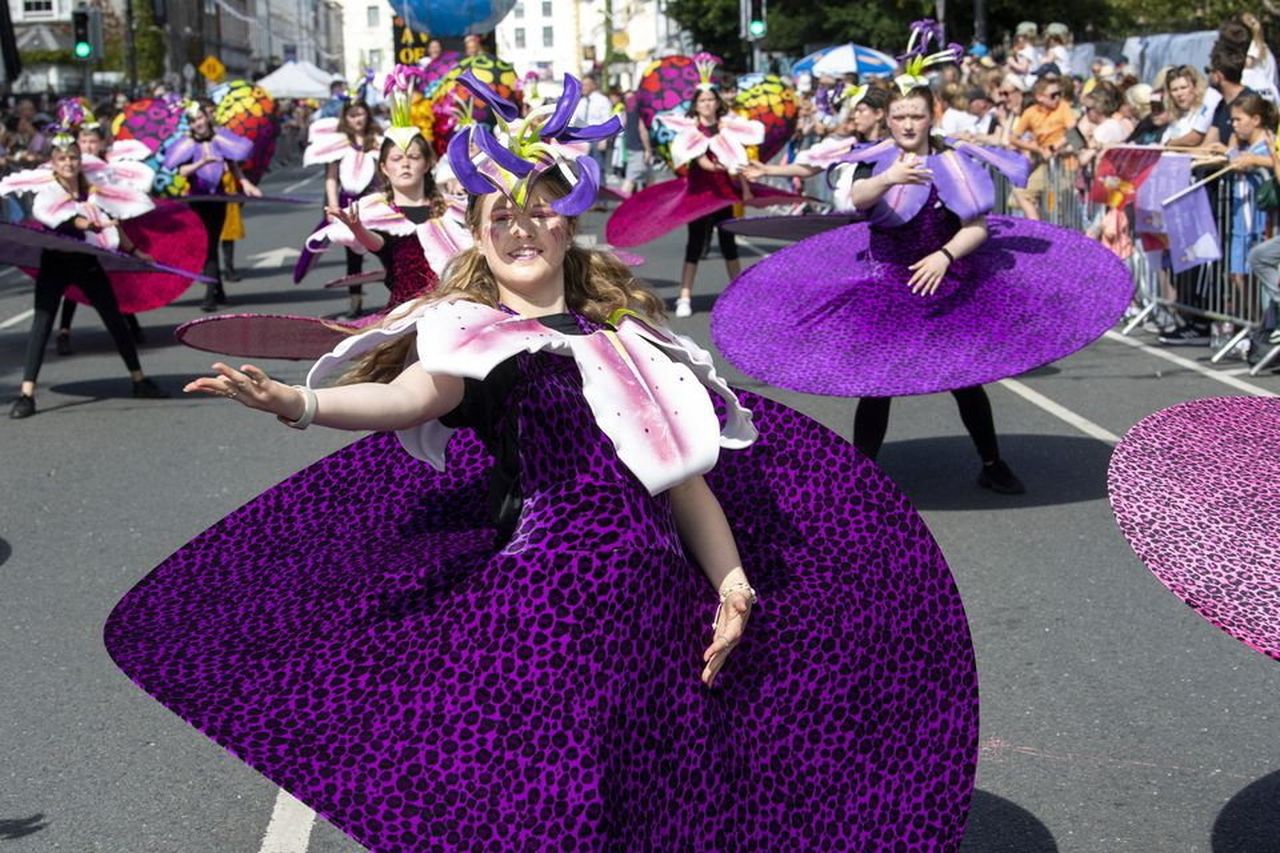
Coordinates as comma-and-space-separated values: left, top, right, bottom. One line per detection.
747, 0, 766, 40
72, 9, 92, 60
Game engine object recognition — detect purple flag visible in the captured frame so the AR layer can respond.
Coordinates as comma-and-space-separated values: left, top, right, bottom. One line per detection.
1135, 154, 1221, 273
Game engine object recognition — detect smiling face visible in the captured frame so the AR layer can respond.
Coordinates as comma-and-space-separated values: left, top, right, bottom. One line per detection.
379, 139, 429, 194
189, 108, 212, 137
887, 95, 932, 152
476, 183, 575, 299
50, 146, 82, 184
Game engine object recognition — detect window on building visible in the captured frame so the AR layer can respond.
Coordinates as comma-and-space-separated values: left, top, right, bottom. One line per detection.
514, 28, 526, 49
368, 49, 384, 68
366, 5, 379, 27
23, 0, 54, 17
513, 2, 523, 18
541, 0, 552, 17
542, 26, 553, 47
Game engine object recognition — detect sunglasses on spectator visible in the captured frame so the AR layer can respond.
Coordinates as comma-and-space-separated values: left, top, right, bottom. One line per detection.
1044, 90, 1062, 98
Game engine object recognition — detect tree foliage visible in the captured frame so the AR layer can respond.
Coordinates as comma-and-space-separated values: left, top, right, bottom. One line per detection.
664, 0, 1250, 68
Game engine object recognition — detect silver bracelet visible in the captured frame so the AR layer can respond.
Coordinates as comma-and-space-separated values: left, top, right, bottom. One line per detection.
277, 385, 317, 430
712, 582, 758, 631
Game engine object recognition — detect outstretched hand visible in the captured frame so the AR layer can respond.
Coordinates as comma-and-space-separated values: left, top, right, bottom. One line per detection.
325, 201, 361, 229
184, 362, 303, 420
702, 590, 753, 687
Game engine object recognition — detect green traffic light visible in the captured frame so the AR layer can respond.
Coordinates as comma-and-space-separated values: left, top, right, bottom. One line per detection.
74, 41, 92, 59
748, 19, 766, 38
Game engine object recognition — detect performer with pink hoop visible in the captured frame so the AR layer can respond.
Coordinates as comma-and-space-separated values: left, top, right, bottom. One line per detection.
2, 128, 170, 419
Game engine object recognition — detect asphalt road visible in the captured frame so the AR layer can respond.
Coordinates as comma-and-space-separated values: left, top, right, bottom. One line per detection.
2, 168, 1278, 852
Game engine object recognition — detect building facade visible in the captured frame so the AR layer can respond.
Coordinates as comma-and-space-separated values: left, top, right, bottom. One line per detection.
493, 0, 686, 90
338, 0, 391, 81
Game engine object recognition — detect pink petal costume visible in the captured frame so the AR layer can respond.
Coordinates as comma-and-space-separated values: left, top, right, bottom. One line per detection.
292, 117, 384, 283
1, 135, 194, 400
604, 116, 803, 248
107, 297, 981, 850
1109, 397, 1280, 661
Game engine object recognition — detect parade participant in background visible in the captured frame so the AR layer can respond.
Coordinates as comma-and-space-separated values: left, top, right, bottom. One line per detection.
711, 21, 1134, 493
1, 128, 168, 419
163, 98, 262, 312
606, 54, 801, 317
107, 71, 981, 852
52, 98, 152, 354
297, 82, 384, 318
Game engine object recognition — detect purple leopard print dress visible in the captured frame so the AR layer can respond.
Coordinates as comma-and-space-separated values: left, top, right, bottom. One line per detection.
105, 314, 979, 851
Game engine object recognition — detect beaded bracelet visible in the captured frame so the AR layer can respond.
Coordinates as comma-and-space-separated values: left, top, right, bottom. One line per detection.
712, 581, 758, 631
277, 385, 318, 430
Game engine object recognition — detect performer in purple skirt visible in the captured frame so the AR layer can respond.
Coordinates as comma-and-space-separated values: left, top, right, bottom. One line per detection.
163, 98, 261, 311
711, 22, 1133, 494
106, 75, 980, 850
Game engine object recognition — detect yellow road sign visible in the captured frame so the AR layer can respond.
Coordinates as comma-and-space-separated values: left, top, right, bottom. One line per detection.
198, 55, 226, 82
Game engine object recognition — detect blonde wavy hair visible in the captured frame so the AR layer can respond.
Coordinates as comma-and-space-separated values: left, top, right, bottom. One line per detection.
341, 170, 665, 385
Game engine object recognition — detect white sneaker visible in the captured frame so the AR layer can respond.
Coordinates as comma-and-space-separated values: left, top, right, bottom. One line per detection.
675, 296, 692, 318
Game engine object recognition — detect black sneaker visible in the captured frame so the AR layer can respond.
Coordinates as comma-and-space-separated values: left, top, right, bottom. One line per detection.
1158, 326, 1210, 346
223, 267, 243, 282
131, 378, 170, 399
55, 334, 72, 356
9, 395, 35, 419
978, 459, 1026, 495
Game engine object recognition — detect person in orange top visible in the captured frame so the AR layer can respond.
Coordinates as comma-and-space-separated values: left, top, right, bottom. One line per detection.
1008, 75, 1077, 220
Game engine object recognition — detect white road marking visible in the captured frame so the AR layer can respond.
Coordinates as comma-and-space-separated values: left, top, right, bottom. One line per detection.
282, 174, 319, 195
257, 788, 315, 853
997, 378, 1122, 444
249, 247, 302, 269
0, 308, 34, 330
1103, 330, 1276, 397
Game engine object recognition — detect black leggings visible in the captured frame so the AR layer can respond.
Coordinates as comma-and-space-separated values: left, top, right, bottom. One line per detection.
23, 253, 141, 383
684, 207, 738, 264
191, 200, 228, 287
854, 386, 1000, 462
346, 247, 364, 296
57, 297, 141, 336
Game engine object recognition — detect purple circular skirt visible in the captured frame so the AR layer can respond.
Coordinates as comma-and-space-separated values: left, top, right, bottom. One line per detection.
1109, 396, 1280, 661
711, 216, 1133, 397
105, 393, 979, 850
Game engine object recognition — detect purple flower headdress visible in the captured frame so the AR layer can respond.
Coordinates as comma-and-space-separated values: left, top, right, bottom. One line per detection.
56, 98, 101, 134
895, 19, 962, 95
446, 71, 622, 217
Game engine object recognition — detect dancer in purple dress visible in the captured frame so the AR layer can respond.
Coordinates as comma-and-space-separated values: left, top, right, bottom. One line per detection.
106, 76, 980, 850
163, 98, 261, 311
712, 23, 1134, 494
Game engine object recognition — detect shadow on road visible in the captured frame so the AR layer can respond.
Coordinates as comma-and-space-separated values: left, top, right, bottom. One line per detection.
0, 537, 10, 568
0, 814, 48, 841
961, 789, 1057, 851
1212, 768, 1280, 852
48, 373, 196, 400
877, 433, 1111, 511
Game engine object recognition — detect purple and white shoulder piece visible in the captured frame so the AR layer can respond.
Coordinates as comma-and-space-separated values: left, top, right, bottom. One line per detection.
212, 127, 254, 162
307, 299, 756, 494
831, 137, 1031, 225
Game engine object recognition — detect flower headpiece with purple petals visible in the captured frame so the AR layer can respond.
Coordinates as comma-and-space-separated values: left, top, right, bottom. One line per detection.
895, 19, 962, 96
383, 64, 429, 151
56, 98, 101, 134
446, 71, 622, 217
